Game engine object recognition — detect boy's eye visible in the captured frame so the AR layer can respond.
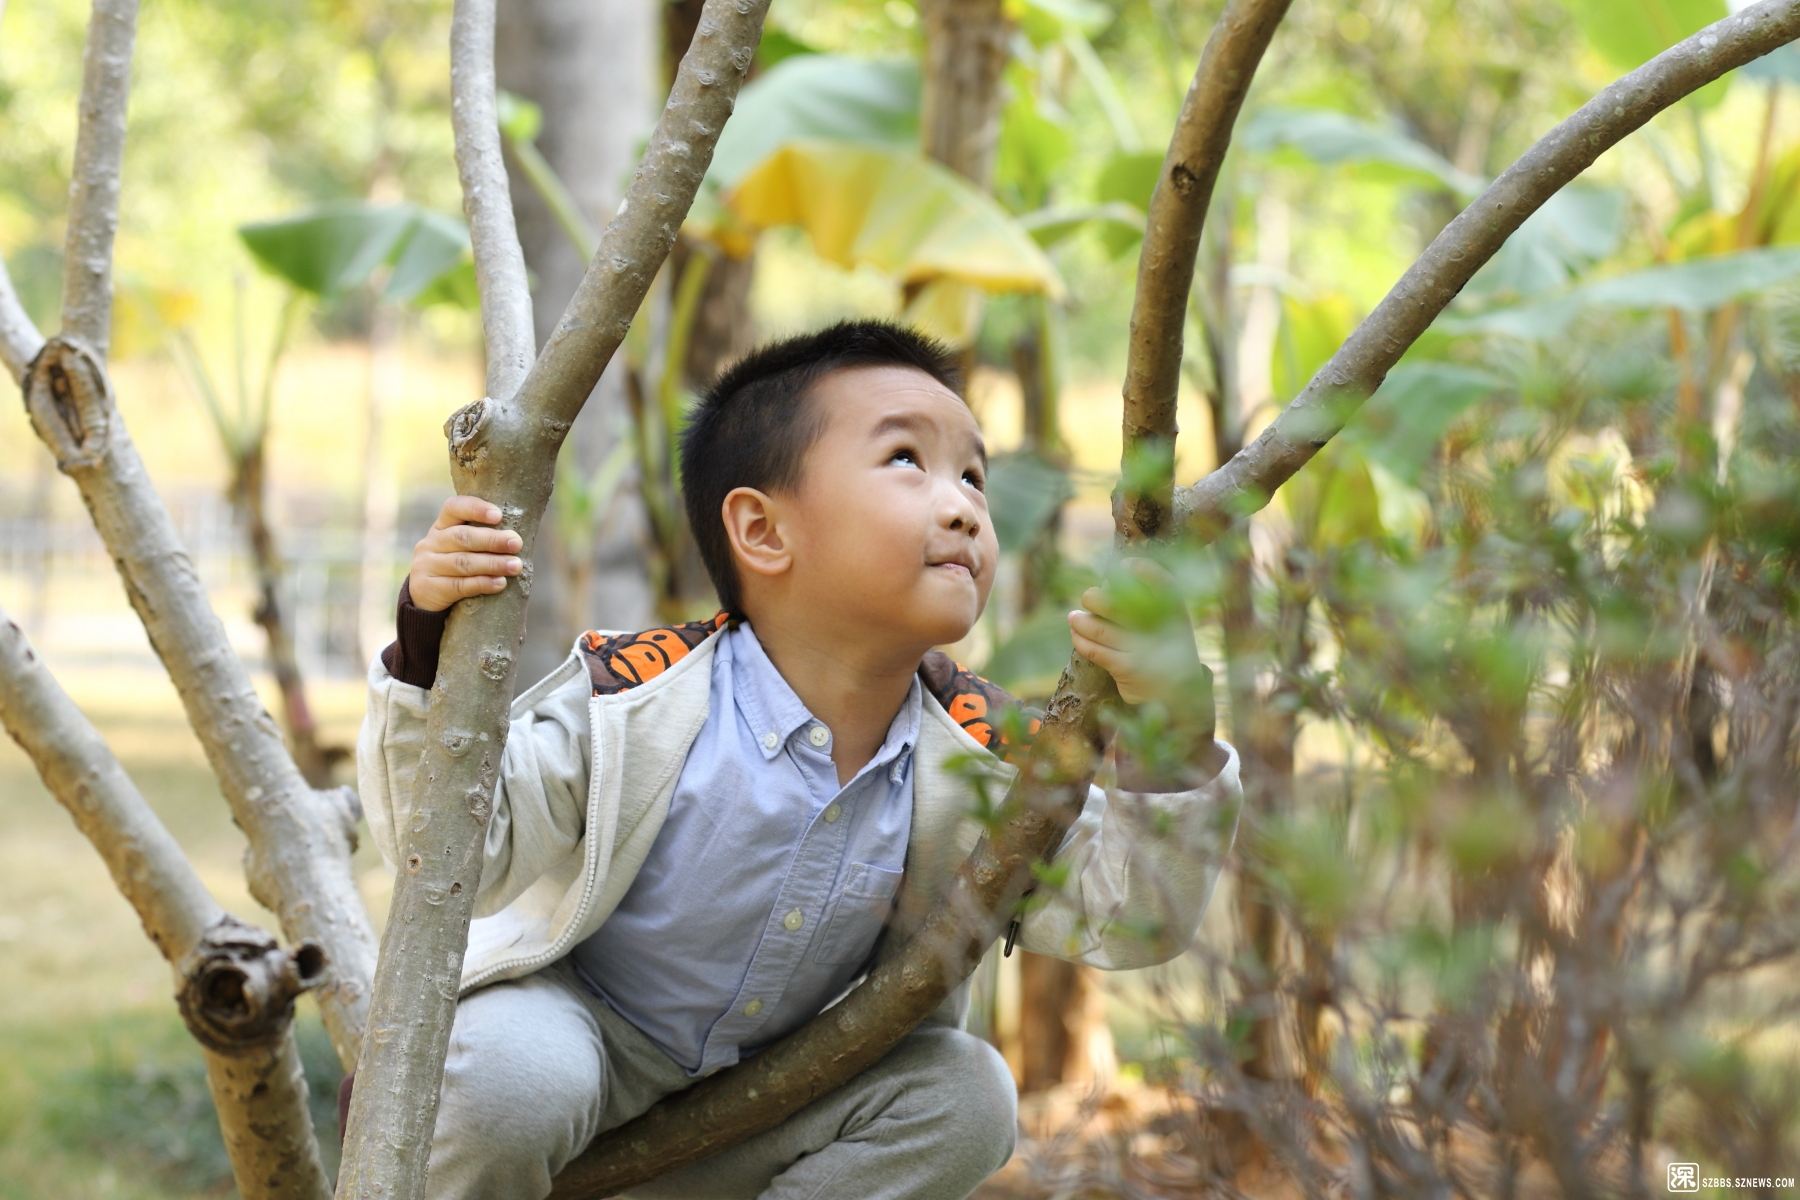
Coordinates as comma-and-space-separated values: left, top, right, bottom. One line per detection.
964, 469, 985, 491
889, 448, 920, 467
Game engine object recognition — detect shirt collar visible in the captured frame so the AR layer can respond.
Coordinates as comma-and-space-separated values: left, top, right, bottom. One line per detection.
724, 621, 921, 775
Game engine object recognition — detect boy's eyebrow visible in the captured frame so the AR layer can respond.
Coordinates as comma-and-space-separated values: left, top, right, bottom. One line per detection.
870, 411, 988, 469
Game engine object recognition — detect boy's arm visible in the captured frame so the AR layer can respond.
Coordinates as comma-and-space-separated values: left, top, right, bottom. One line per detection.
359, 493, 584, 913
357, 578, 593, 916
1009, 737, 1242, 970
1011, 558, 1242, 968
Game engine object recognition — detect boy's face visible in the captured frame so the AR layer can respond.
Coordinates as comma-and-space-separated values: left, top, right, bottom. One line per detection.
779, 364, 999, 649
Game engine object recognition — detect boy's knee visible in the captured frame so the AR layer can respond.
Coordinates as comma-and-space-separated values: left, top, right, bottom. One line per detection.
910, 1027, 1020, 1176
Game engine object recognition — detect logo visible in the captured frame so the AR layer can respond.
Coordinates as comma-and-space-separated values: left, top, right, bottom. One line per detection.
1667, 1163, 1699, 1192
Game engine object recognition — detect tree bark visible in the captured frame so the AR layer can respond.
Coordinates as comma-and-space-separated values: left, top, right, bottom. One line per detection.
1174, 0, 1800, 539
10, 0, 377, 1070
61, 0, 137, 359
0, 611, 332, 1200
334, 2, 770, 1194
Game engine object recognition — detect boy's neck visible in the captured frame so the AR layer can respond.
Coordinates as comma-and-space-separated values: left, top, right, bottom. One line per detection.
744, 609, 924, 788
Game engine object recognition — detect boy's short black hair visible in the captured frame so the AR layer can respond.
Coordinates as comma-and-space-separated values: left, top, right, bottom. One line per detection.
679, 317, 964, 617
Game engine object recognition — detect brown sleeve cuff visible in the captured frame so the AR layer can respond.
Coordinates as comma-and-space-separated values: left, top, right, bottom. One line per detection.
381, 577, 449, 690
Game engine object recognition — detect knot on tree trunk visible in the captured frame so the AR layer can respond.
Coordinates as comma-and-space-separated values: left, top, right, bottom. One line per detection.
446, 396, 494, 469
24, 335, 112, 472
176, 915, 327, 1055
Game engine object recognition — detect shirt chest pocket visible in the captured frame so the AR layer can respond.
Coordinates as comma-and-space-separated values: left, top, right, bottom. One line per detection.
812, 861, 905, 965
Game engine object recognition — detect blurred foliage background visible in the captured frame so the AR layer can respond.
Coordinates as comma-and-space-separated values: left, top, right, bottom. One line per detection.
2, 0, 1798, 1195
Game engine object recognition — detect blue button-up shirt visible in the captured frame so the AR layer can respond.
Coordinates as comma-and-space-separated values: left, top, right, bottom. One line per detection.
569, 619, 920, 1077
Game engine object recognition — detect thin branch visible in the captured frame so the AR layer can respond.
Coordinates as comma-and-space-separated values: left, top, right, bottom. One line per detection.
18, 337, 376, 1069
61, 0, 139, 357
0, 256, 46, 385
1119, 0, 1291, 539
0, 609, 332, 1200
1174, 0, 1800, 541
335, 3, 771, 1196
450, 0, 534, 395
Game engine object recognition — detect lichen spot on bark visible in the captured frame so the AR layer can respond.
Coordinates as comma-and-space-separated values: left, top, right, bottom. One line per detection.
1170, 162, 1199, 195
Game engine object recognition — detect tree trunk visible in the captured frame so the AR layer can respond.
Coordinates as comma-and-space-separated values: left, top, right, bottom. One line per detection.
335, 2, 771, 1193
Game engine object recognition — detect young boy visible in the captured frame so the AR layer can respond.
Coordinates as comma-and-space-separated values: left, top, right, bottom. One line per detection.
357, 319, 1242, 1199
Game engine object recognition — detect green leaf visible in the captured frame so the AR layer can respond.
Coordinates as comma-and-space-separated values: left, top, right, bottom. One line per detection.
1446, 245, 1800, 339
1016, 202, 1144, 250
1573, 0, 1730, 107
996, 74, 1074, 209
1092, 150, 1164, 256
1239, 107, 1483, 197
986, 449, 1074, 552
237, 202, 471, 304
1015, 0, 1114, 44
704, 55, 920, 193
981, 605, 1076, 697
1466, 184, 1630, 300
1342, 362, 1504, 484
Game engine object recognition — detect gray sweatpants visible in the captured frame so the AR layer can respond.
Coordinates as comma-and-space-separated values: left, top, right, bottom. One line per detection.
428, 957, 1019, 1199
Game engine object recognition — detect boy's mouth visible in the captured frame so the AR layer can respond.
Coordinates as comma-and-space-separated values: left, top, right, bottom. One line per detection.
932, 562, 973, 580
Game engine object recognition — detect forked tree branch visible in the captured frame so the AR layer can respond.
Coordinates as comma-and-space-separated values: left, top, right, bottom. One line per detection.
550, 3, 1289, 1195
0, 611, 332, 1200
61, 0, 138, 357
8, 0, 380, 1073
20, 337, 377, 1070
335, 2, 771, 1196
1174, 0, 1800, 541
1120, 0, 1292, 540
450, 0, 534, 394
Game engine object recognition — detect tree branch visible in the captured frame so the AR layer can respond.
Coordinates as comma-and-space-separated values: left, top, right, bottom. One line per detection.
450, 0, 534, 396
552, 2, 1290, 1192
1174, 0, 1800, 541
1120, 0, 1291, 540
0, 257, 44, 384
18, 336, 376, 1069
0, 609, 332, 1200
335, 3, 770, 1196
61, 0, 139, 358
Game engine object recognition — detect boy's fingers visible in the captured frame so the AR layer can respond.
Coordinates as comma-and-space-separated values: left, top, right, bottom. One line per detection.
1070, 629, 1126, 676
1068, 608, 1126, 651
437, 495, 503, 528
424, 550, 523, 578
1078, 585, 1122, 623
452, 575, 508, 598
441, 523, 521, 553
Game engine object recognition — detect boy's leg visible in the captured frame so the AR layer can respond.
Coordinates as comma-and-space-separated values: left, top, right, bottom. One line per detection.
427, 959, 613, 1200
612, 1022, 1019, 1200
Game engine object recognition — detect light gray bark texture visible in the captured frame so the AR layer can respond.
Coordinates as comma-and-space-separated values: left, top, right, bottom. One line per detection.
0, 612, 332, 1200
61, 0, 137, 358
334, 2, 770, 1196
1173, 0, 1800, 541
22, 337, 376, 1068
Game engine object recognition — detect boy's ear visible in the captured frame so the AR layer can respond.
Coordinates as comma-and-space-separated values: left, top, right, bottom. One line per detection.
721, 486, 792, 581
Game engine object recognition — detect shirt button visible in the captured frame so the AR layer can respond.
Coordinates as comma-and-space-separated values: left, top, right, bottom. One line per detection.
808, 724, 829, 747
743, 998, 763, 1017
823, 804, 841, 824
761, 731, 778, 750
783, 908, 805, 932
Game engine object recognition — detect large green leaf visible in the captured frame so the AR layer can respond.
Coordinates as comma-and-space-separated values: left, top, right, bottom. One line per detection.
1446, 246, 1800, 339
985, 450, 1074, 554
237, 202, 472, 304
1239, 107, 1482, 197
1572, 0, 1730, 107
1090, 150, 1164, 257
723, 138, 1065, 298
1466, 184, 1630, 300
705, 55, 920, 192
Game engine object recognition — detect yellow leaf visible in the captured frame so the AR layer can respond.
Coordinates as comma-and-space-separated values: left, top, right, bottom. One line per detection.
722, 138, 1066, 300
